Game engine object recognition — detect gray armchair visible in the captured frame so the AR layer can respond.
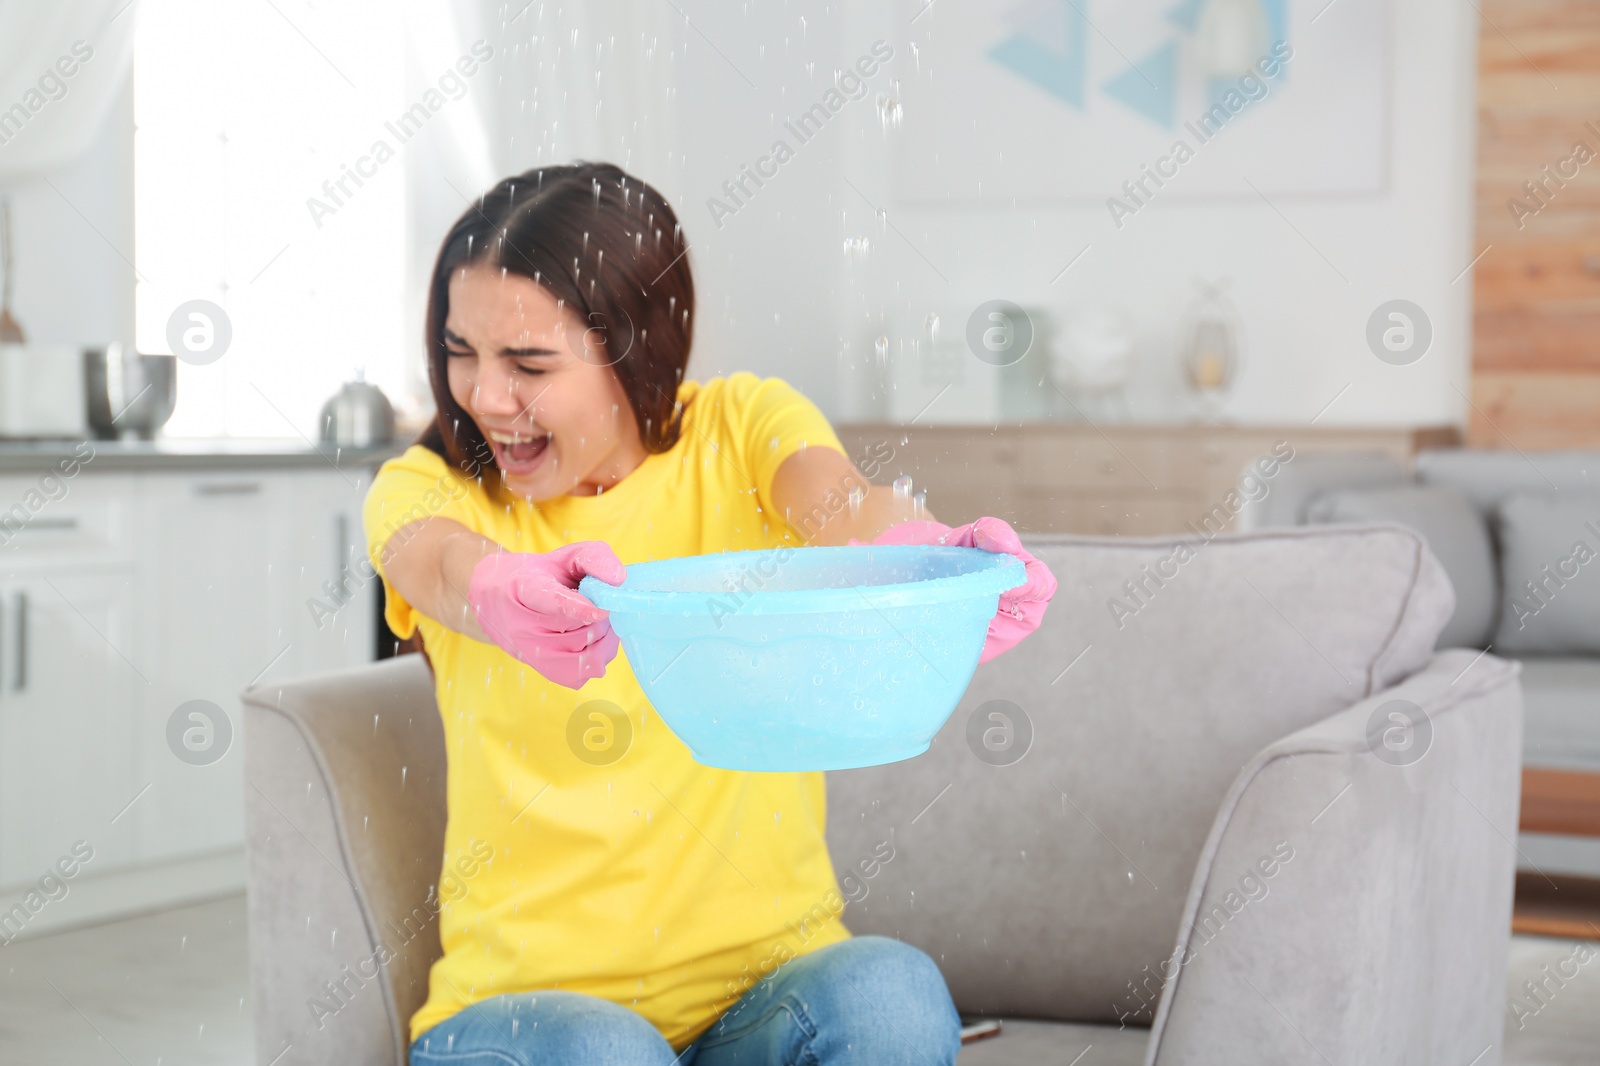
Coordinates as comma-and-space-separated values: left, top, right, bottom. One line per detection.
243, 526, 1522, 1065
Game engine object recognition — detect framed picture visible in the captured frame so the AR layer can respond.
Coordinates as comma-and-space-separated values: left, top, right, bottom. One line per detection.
894, 0, 1389, 205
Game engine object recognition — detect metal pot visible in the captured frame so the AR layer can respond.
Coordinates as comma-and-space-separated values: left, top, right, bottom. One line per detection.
85, 345, 177, 440
319, 374, 395, 448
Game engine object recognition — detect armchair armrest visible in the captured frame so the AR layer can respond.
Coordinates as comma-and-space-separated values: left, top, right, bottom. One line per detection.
241, 655, 446, 1066
1145, 649, 1522, 1066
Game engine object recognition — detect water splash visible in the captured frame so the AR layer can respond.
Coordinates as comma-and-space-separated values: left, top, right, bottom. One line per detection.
877, 83, 903, 130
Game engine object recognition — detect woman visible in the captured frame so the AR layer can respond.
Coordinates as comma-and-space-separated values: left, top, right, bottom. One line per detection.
364, 161, 1057, 1065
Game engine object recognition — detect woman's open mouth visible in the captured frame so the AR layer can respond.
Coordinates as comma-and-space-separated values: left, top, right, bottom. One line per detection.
486, 431, 552, 477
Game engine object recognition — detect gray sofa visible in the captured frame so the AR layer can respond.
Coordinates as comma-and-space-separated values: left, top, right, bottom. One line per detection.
1241, 448, 1599, 773
242, 528, 1522, 1065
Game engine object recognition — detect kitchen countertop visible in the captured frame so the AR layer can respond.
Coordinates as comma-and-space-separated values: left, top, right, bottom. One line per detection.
0, 437, 409, 472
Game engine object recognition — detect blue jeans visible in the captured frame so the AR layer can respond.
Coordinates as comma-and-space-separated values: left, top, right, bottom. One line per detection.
408, 935, 961, 1065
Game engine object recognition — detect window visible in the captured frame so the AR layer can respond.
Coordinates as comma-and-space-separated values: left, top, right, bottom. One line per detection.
133, 0, 406, 439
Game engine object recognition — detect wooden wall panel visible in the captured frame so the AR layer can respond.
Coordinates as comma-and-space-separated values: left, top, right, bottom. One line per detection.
1473, 0, 1600, 446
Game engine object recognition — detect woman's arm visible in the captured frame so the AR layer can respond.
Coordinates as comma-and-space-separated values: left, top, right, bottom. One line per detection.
769, 446, 935, 546
379, 517, 625, 688
379, 517, 501, 642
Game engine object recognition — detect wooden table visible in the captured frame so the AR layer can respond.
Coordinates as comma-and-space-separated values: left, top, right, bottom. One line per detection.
1513, 769, 1600, 940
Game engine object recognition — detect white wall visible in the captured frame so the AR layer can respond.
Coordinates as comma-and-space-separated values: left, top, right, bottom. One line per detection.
670, 0, 1480, 429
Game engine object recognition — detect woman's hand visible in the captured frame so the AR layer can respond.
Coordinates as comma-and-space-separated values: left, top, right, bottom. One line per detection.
467, 542, 627, 688
864, 517, 1056, 663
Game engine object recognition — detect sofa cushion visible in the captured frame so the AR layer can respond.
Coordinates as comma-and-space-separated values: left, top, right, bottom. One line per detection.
955, 1019, 1146, 1064
1492, 490, 1600, 655
1416, 449, 1600, 514
1237, 451, 1407, 530
1519, 657, 1600, 773
826, 526, 1452, 1025
1304, 485, 1495, 649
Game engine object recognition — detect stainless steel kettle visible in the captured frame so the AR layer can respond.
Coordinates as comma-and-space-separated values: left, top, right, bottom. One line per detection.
319, 371, 395, 448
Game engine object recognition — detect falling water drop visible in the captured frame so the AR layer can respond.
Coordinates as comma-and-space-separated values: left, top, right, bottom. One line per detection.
401, 766, 408, 787
913, 490, 927, 520
874, 336, 889, 364
848, 484, 864, 519
877, 90, 903, 131
925, 313, 940, 344
893, 476, 913, 507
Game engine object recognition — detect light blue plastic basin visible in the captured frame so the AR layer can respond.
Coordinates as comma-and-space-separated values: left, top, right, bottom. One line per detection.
579, 545, 1026, 771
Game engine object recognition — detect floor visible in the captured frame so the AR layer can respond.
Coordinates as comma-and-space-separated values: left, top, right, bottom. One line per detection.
0, 895, 1594, 1064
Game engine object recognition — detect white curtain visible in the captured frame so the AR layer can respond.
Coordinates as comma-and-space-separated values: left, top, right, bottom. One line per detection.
0, 0, 136, 181
406, 0, 682, 185
398, 0, 686, 408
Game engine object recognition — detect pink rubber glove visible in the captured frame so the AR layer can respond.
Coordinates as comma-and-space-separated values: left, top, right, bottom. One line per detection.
862, 517, 1057, 663
466, 542, 626, 689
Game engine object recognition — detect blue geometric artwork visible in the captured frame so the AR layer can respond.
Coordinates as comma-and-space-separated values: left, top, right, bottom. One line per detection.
1103, 40, 1179, 127
988, 0, 1091, 108
1165, 0, 1207, 30
988, 0, 1292, 130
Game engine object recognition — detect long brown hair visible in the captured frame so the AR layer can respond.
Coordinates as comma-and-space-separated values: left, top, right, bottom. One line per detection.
417, 162, 694, 485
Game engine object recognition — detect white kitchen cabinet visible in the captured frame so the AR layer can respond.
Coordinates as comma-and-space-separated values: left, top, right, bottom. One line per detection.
270, 468, 377, 681
135, 473, 277, 864
133, 467, 377, 869
0, 459, 379, 896
0, 569, 141, 885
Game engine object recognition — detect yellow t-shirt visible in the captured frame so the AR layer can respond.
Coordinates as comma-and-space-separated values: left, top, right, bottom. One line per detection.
363, 373, 855, 1050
